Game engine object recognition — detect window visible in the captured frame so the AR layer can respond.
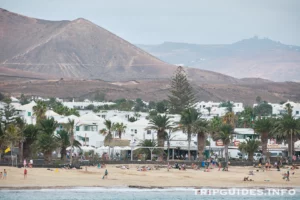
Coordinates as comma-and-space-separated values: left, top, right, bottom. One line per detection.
147, 130, 151, 134
76, 126, 80, 131
28, 112, 31, 116
296, 111, 299, 115
135, 129, 137, 134
237, 135, 244, 139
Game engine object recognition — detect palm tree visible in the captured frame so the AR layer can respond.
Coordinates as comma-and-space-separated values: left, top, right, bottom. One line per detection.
239, 139, 260, 161
23, 124, 39, 159
253, 118, 274, 159
239, 107, 254, 128
112, 122, 127, 139
146, 115, 173, 160
4, 124, 21, 164
273, 115, 300, 157
100, 120, 113, 146
206, 107, 211, 116
213, 124, 233, 164
222, 112, 236, 127
56, 130, 81, 161
192, 119, 210, 161
15, 117, 26, 162
33, 101, 47, 124
137, 139, 157, 160
65, 119, 76, 165
36, 117, 58, 164
179, 108, 199, 160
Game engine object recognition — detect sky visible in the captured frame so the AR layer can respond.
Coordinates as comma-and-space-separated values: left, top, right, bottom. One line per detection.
1, 0, 300, 45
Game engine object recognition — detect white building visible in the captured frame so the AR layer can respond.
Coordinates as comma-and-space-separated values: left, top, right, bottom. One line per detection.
62, 99, 115, 109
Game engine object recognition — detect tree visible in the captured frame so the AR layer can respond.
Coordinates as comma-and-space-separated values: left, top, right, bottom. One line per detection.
148, 101, 156, 110
94, 91, 106, 102
168, 66, 195, 114
239, 139, 260, 161
253, 118, 274, 158
146, 115, 173, 160
222, 112, 236, 127
4, 124, 21, 162
56, 130, 81, 161
20, 94, 29, 105
219, 101, 234, 113
0, 92, 5, 101
273, 114, 300, 157
86, 104, 95, 110
15, 117, 26, 162
192, 119, 210, 161
112, 122, 127, 139
65, 119, 75, 165
179, 108, 199, 160
33, 101, 47, 123
23, 124, 39, 159
285, 103, 293, 116
238, 107, 254, 128
136, 139, 158, 160
206, 107, 211, 116
156, 100, 168, 113
253, 103, 272, 117
256, 96, 262, 104
213, 124, 233, 164
36, 118, 58, 164
100, 120, 113, 146
0, 99, 17, 129
210, 116, 222, 132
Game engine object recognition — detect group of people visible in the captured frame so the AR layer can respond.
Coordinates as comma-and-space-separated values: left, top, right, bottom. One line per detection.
0, 169, 7, 179
23, 159, 33, 168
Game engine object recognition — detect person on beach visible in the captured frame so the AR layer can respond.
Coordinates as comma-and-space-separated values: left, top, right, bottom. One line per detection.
24, 168, 27, 179
286, 170, 290, 181
265, 162, 269, 171
0, 172, 2, 179
218, 161, 221, 171
23, 159, 27, 168
29, 159, 33, 168
3, 169, 7, 179
102, 169, 108, 179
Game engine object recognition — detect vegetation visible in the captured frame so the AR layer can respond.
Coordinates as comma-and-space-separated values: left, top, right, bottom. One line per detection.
147, 115, 173, 160
168, 66, 195, 114
36, 118, 58, 164
100, 120, 113, 146
253, 102, 272, 116
56, 130, 81, 161
136, 139, 158, 160
219, 101, 234, 113
112, 122, 127, 139
239, 139, 260, 161
179, 108, 199, 160
213, 124, 233, 164
192, 119, 210, 161
253, 118, 274, 158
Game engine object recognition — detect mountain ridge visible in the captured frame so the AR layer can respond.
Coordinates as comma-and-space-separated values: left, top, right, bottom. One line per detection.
137, 37, 300, 82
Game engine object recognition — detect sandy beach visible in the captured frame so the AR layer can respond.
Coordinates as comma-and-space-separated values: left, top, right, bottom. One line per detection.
0, 165, 299, 189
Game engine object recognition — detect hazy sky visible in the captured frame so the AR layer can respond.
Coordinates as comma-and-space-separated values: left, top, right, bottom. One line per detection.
1, 0, 300, 45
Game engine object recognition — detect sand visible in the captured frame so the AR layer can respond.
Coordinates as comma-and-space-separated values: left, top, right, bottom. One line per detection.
0, 165, 299, 189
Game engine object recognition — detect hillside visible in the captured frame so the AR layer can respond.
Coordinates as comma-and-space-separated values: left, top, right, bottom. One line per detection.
0, 8, 300, 104
0, 8, 240, 84
137, 37, 300, 82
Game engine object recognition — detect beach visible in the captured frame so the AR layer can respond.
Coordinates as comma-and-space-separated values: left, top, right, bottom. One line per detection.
0, 165, 299, 189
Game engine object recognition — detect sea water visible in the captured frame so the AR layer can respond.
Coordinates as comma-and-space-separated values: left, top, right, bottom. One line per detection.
0, 188, 299, 200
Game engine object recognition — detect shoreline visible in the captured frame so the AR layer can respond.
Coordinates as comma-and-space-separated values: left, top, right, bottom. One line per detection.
1, 185, 299, 190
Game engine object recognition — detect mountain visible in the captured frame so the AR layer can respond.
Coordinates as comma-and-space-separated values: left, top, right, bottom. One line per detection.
137, 37, 300, 82
0, 8, 239, 84
0, 8, 300, 104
